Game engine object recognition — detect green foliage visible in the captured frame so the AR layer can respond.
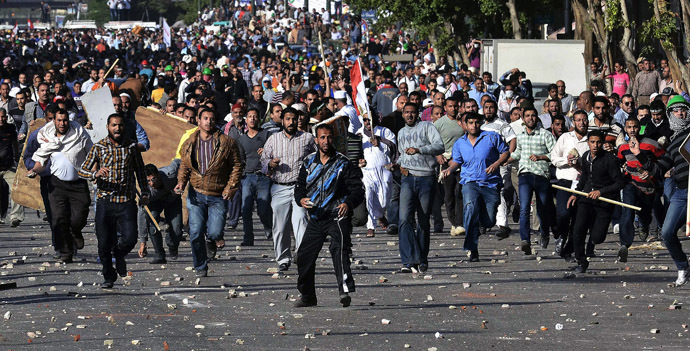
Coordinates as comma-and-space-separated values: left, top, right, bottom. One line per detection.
86, 0, 111, 27
179, 0, 212, 24
639, 0, 679, 52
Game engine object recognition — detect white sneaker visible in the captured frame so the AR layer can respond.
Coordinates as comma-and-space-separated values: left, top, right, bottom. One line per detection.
456, 226, 466, 236
675, 268, 689, 287
613, 224, 620, 235
450, 226, 458, 236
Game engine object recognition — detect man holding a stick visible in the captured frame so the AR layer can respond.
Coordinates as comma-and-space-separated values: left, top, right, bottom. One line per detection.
567, 130, 625, 273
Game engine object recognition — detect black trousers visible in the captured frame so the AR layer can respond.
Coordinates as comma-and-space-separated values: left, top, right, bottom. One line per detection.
554, 179, 577, 256
573, 198, 614, 267
40, 176, 55, 249
49, 177, 90, 258
296, 216, 355, 302
96, 200, 137, 282
442, 168, 463, 227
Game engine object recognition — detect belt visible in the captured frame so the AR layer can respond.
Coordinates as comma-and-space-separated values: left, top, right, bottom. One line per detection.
244, 171, 265, 176
275, 181, 296, 186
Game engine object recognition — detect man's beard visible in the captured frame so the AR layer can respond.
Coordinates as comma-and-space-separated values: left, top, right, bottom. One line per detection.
109, 131, 123, 142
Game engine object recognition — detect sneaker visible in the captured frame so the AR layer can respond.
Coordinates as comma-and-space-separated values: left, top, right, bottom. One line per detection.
574, 265, 587, 273
115, 257, 127, 277
400, 265, 413, 273
638, 227, 650, 242
339, 293, 351, 307
100, 280, 114, 289
206, 240, 217, 261
455, 226, 466, 236
418, 263, 428, 272
169, 249, 178, 260
279, 263, 290, 271
540, 234, 549, 249
294, 298, 317, 308
496, 226, 510, 240
387, 226, 399, 235
469, 250, 479, 262
149, 257, 167, 264
613, 224, 620, 235
10, 219, 20, 228
674, 268, 689, 287
73, 233, 85, 250
450, 226, 458, 236
57, 255, 73, 264
195, 269, 208, 278
554, 238, 564, 256
520, 240, 531, 255
617, 245, 628, 263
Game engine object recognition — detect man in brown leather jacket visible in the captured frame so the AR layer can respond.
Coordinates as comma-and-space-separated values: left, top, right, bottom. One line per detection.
175, 108, 243, 277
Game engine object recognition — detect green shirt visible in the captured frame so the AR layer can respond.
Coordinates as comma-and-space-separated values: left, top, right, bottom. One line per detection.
433, 115, 465, 156
511, 126, 556, 179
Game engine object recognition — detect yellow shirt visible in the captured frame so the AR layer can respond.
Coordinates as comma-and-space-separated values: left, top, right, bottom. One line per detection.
151, 87, 165, 104
175, 127, 199, 160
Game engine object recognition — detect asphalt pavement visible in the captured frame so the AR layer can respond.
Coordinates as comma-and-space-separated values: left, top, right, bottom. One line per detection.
1, 209, 689, 350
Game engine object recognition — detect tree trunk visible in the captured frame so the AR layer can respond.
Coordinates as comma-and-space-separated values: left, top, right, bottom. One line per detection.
618, 0, 638, 80
506, 0, 522, 39
573, 0, 593, 85
654, 0, 690, 92
680, 0, 690, 59
586, 0, 613, 93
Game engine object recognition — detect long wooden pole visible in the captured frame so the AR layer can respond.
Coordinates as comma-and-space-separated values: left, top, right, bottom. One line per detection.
104, 58, 120, 79
551, 184, 642, 211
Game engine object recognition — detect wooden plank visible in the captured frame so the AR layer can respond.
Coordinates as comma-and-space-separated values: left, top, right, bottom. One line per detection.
135, 106, 192, 166
11, 119, 46, 212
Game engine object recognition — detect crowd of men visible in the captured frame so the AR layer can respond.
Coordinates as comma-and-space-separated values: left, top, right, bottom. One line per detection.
0, 4, 689, 307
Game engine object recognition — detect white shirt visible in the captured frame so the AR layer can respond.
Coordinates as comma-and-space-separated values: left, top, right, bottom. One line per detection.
335, 105, 362, 134
362, 126, 396, 169
481, 117, 517, 143
550, 130, 590, 182
50, 152, 80, 181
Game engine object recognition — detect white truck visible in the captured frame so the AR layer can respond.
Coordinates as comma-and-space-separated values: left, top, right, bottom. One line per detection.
480, 39, 587, 109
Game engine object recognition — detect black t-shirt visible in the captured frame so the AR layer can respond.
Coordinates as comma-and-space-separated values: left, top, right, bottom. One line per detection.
0, 124, 17, 171
367, 42, 382, 56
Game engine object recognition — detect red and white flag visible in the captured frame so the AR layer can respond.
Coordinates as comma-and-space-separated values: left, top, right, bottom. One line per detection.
12, 22, 18, 37
349, 58, 369, 118
27, 19, 34, 30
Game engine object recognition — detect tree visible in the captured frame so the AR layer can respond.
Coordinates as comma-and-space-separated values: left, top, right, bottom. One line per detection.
86, 0, 110, 27
506, 0, 521, 39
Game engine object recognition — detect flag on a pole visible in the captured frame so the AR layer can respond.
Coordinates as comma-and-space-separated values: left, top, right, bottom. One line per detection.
12, 22, 18, 37
162, 19, 171, 47
27, 19, 34, 30
350, 58, 369, 119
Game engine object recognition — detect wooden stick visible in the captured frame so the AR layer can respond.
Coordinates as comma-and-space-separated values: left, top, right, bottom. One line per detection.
686, 176, 690, 236
551, 184, 642, 211
143, 204, 161, 232
103, 58, 120, 79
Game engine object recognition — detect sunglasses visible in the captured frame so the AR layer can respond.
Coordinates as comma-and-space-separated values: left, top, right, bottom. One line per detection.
624, 102, 633, 106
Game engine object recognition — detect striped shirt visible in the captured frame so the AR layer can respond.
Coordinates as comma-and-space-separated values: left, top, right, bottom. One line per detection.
260, 130, 316, 183
78, 137, 148, 203
588, 118, 625, 147
618, 137, 665, 194
656, 128, 690, 189
511, 126, 556, 179
197, 136, 214, 175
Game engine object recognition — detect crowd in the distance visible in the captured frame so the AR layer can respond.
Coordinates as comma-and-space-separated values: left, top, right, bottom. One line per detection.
0, 3, 689, 307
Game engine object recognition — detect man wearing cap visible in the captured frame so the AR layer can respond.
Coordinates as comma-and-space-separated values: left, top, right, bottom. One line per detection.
334, 90, 362, 134
643, 95, 690, 286
632, 58, 661, 105
139, 61, 154, 81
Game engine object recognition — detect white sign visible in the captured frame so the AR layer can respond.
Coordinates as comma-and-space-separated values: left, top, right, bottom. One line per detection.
80, 86, 115, 142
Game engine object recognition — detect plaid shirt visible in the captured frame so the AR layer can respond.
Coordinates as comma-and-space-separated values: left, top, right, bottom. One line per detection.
78, 137, 149, 203
511, 126, 556, 179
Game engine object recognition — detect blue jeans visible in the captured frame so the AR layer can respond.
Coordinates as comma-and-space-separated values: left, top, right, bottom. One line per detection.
620, 183, 655, 247
226, 185, 242, 227
386, 170, 401, 229
187, 187, 228, 272
518, 173, 552, 241
398, 175, 435, 266
661, 187, 688, 270
241, 174, 273, 243
462, 182, 500, 252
